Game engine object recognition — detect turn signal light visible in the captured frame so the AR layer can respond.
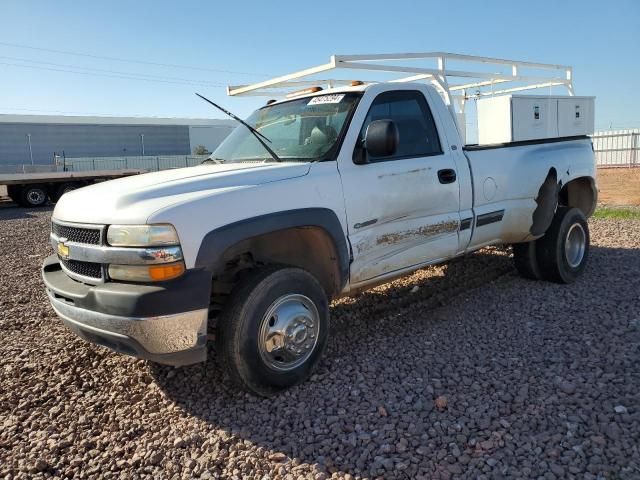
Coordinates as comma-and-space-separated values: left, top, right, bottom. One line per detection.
148, 263, 185, 281
108, 262, 185, 282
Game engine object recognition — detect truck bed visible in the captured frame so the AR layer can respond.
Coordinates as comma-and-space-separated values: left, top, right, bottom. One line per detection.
462, 135, 595, 248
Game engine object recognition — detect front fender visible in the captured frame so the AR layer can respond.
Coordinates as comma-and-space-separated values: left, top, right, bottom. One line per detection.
194, 208, 350, 291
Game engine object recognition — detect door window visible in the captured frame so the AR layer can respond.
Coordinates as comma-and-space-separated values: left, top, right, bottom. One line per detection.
358, 90, 442, 162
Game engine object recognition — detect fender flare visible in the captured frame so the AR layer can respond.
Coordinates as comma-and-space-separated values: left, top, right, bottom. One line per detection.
195, 208, 350, 290
530, 167, 560, 236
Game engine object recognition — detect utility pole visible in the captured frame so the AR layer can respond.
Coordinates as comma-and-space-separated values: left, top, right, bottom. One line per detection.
140, 133, 145, 156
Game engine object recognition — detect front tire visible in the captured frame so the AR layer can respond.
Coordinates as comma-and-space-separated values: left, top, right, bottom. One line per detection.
217, 265, 329, 396
536, 207, 590, 283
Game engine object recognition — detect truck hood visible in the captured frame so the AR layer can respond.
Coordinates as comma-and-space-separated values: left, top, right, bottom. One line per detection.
53, 162, 311, 224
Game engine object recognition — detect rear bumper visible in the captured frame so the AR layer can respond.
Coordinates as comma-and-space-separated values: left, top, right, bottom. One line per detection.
42, 255, 211, 366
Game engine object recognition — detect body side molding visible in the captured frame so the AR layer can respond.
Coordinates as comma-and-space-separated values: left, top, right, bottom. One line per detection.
476, 209, 505, 227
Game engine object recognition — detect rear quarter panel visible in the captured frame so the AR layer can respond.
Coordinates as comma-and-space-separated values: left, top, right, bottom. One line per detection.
465, 138, 595, 247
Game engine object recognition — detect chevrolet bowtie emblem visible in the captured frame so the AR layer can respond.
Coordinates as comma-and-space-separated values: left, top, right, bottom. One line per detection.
57, 238, 70, 259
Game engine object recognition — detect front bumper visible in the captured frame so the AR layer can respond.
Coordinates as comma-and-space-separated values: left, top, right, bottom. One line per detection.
42, 255, 211, 366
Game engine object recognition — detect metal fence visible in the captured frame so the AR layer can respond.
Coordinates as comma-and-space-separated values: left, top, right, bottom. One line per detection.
0, 155, 210, 174
3, 133, 639, 173
67, 155, 210, 172
0, 164, 59, 174
592, 129, 639, 168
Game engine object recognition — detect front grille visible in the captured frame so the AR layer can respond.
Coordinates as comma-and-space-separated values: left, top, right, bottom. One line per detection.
60, 258, 102, 280
52, 222, 101, 245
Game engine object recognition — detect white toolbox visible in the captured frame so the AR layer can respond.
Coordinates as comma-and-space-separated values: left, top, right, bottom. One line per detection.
557, 97, 595, 137
477, 95, 595, 144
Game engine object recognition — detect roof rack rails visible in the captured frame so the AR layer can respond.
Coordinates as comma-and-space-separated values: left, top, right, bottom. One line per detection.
227, 52, 574, 140
228, 52, 573, 98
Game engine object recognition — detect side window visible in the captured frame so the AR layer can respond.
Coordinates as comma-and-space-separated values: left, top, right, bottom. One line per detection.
358, 90, 442, 162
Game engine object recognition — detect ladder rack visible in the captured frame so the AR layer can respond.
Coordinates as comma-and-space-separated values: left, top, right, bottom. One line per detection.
227, 52, 575, 141
228, 52, 573, 99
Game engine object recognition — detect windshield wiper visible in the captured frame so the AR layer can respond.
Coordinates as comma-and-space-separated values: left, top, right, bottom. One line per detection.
195, 93, 281, 163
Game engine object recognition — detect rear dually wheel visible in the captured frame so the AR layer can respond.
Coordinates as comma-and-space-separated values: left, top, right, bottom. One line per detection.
536, 207, 590, 283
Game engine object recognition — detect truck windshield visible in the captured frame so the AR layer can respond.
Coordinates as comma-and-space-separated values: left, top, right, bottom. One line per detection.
212, 93, 360, 163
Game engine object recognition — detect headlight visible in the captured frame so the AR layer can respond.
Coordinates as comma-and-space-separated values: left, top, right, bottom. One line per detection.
107, 224, 179, 247
106, 224, 184, 282
109, 262, 185, 282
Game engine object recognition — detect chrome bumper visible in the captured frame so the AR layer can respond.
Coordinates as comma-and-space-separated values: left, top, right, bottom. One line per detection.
47, 290, 208, 366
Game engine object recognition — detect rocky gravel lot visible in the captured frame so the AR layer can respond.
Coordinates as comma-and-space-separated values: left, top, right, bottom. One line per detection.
1, 207, 639, 480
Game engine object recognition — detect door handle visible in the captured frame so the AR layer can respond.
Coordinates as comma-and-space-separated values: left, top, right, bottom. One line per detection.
438, 169, 457, 184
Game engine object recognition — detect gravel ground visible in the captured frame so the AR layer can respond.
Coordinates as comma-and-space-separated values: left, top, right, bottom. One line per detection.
1, 207, 639, 480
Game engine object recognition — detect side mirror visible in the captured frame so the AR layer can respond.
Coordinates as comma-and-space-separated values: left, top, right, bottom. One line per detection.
365, 119, 399, 159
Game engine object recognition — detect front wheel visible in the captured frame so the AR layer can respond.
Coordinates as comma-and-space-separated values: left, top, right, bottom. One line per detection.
217, 265, 329, 396
536, 207, 590, 283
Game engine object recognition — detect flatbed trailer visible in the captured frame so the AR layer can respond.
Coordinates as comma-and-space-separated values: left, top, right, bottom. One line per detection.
0, 169, 145, 207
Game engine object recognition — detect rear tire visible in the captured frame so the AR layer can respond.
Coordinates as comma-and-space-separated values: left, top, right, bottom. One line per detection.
19, 185, 48, 207
536, 207, 589, 284
217, 265, 329, 396
50, 182, 78, 203
513, 241, 543, 280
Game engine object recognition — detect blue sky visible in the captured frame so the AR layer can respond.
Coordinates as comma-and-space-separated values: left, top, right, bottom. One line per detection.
1, 0, 639, 130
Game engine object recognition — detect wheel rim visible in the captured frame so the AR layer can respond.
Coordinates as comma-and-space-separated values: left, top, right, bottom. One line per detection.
258, 294, 320, 372
27, 189, 45, 205
565, 223, 586, 268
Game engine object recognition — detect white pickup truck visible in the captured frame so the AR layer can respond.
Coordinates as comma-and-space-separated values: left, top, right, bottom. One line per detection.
43, 53, 597, 395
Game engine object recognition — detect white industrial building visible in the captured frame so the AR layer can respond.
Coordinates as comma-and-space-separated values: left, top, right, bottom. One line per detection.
0, 114, 236, 166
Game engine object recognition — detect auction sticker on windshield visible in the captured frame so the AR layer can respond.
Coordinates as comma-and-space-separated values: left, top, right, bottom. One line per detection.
308, 94, 345, 105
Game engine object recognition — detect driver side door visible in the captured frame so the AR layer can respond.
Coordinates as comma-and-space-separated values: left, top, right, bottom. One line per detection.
338, 88, 461, 286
